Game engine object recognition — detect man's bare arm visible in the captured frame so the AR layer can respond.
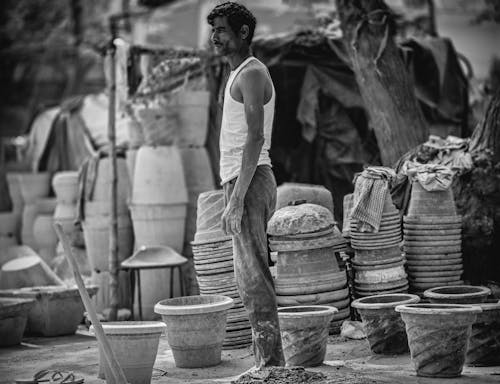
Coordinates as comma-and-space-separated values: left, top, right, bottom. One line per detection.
221, 66, 267, 235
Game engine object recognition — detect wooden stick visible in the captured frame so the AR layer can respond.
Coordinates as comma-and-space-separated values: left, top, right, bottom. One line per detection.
54, 222, 128, 384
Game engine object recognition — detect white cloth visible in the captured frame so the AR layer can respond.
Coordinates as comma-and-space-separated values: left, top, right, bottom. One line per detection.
219, 56, 274, 184
404, 162, 454, 191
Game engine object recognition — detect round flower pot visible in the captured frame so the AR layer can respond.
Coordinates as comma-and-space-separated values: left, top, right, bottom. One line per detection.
278, 305, 337, 367
466, 301, 500, 366
352, 294, 420, 355
0, 297, 35, 346
423, 285, 491, 304
395, 303, 481, 378
90, 321, 166, 384
154, 295, 233, 368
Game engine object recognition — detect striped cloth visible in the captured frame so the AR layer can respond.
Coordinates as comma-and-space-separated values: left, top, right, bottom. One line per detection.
351, 167, 395, 233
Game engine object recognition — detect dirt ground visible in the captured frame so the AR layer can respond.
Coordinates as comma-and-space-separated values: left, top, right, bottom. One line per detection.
0, 328, 499, 384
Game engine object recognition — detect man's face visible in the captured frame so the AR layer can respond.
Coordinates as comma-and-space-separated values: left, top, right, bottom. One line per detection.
211, 16, 241, 56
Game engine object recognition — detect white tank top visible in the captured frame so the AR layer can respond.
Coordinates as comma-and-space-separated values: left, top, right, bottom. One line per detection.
219, 56, 274, 184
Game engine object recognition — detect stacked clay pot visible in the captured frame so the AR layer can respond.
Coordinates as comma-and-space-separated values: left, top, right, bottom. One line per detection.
267, 203, 350, 334
80, 157, 133, 312
32, 198, 58, 263
423, 285, 500, 367
403, 181, 464, 294
6, 173, 24, 242
18, 172, 51, 250
191, 190, 252, 349
349, 192, 407, 297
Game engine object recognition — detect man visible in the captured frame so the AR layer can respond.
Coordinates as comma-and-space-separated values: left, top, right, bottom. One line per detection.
207, 2, 284, 369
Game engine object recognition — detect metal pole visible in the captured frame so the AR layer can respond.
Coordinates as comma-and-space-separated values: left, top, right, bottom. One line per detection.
107, 23, 119, 321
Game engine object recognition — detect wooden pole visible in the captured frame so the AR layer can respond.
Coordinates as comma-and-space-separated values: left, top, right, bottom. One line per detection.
107, 32, 119, 322
54, 223, 128, 384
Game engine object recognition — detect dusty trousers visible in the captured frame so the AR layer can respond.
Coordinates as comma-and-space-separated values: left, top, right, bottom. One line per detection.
223, 165, 284, 368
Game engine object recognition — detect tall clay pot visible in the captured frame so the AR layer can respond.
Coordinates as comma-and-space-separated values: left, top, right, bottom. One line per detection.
91, 321, 166, 384
278, 305, 337, 367
352, 293, 420, 354
395, 303, 481, 378
154, 295, 233, 368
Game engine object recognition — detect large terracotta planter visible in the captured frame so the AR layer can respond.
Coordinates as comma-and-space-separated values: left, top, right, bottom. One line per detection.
0, 285, 98, 336
466, 301, 500, 366
423, 285, 491, 304
278, 305, 337, 367
352, 294, 420, 354
395, 303, 481, 378
91, 321, 166, 384
154, 295, 233, 368
0, 297, 35, 346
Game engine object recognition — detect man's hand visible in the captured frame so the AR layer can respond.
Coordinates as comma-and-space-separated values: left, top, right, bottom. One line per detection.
222, 196, 244, 236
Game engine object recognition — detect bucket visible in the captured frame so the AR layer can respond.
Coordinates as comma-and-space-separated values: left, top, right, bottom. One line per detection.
91, 321, 165, 384
395, 303, 481, 377
278, 305, 337, 367
175, 90, 210, 147
132, 145, 187, 205
154, 295, 233, 368
352, 293, 420, 354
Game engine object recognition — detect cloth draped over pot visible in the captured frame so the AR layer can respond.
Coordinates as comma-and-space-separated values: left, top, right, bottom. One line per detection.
351, 167, 395, 233
403, 162, 454, 192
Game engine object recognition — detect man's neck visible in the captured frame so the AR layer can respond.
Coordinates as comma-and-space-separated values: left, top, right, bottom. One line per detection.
227, 46, 252, 70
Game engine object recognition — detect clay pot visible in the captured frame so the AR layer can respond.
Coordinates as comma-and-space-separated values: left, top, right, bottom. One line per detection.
353, 245, 402, 266
126, 148, 138, 182
352, 293, 420, 354
52, 171, 79, 204
21, 203, 39, 249
395, 303, 481, 378
17, 173, 50, 204
407, 181, 457, 216
132, 145, 187, 205
90, 270, 131, 313
0, 285, 98, 336
0, 255, 65, 289
0, 297, 35, 346
91, 158, 130, 208
353, 260, 407, 285
276, 183, 334, 213
154, 295, 234, 368
275, 269, 346, 296
91, 321, 166, 384
33, 214, 57, 263
278, 305, 337, 367
423, 285, 491, 304
277, 287, 349, 307
268, 203, 334, 237
174, 90, 210, 147
6, 173, 24, 213
466, 301, 500, 366
0, 212, 18, 238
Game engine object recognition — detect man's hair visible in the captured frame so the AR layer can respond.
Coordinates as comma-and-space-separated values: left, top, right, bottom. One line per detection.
207, 2, 257, 44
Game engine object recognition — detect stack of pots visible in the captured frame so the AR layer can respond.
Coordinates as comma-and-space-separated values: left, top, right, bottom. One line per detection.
81, 157, 133, 312
129, 145, 188, 319
32, 198, 58, 263
191, 190, 252, 349
424, 285, 500, 367
267, 203, 350, 334
18, 172, 51, 250
403, 180, 464, 294
349, 192, 407, 297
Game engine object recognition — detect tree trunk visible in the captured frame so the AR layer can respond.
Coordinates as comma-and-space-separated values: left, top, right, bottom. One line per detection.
336, 0, 428, 166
